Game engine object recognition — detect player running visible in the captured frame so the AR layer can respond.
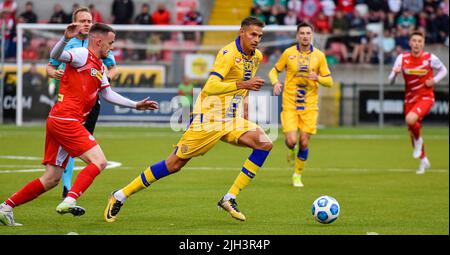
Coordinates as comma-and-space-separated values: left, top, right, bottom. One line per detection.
268, 22, 333, 187
46, 7, 118, 198
104, 16, 272, 223
388, 30, 448, 174
0, 23, 158, 226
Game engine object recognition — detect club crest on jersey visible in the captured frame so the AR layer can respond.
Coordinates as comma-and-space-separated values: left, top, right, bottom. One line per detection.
91, 68, 103, 81
423, 60, 429, 65
289, 55, 296, 60
235, 57, 242, 64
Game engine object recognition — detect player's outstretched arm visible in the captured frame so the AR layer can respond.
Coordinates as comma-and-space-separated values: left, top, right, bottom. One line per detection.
101, 87, 158, 110
389, 55, 403, 85
50, 23, 81, 62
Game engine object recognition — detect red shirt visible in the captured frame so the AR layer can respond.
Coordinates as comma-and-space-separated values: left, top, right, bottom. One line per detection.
152, 10, 171, 25
49, 48, 110, 123
401, 51, 435, 101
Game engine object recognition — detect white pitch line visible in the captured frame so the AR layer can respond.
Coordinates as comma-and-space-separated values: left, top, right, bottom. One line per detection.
181, 166, 449, 173
0, 161, 123, 174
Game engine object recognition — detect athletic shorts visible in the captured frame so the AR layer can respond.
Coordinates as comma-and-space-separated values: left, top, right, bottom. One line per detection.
42, 117, 98, 168
281, 109, 318, 134
404, 98, 434, 122
175, 116, 260, 159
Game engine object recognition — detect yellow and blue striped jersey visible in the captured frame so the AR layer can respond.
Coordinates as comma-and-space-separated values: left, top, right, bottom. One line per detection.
192, 37, 263, 121
269, 44, 332, 111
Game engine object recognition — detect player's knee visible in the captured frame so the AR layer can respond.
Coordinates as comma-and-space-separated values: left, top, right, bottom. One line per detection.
285, 139, 296, 149
299, 140, 309, 149
94, 159, 108, 170
258, 141, 273, 151
40, 175, 60, 189
405, 116, 416, 126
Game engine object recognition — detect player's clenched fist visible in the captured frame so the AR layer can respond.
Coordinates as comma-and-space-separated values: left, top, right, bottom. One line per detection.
237, 76, 265, 91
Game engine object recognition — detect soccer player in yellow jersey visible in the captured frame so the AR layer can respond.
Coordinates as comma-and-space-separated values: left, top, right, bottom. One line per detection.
104, 17, 272, 222
268, 22, 333, 187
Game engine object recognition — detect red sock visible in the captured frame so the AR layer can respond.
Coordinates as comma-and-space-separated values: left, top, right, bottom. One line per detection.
5, 179, 46, 208
67, 163, 101, 200
420, 144, 426, 159
408, 122, 421, 140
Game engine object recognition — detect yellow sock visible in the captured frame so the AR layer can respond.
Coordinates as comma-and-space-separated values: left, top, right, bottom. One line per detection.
228, 157, 262, 197
295, 158, 306, 175
122, 167, 157, 197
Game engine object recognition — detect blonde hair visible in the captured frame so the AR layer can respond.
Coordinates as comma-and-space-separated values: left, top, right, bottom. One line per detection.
72, 7, 91, 23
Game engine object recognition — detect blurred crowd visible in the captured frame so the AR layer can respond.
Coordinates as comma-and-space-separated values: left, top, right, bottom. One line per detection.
252, 0, 449, 65
0, 0, 203, 62
0, 0, 448, 66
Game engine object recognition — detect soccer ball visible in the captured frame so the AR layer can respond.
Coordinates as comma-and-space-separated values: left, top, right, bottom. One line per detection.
312, 195, 340, 224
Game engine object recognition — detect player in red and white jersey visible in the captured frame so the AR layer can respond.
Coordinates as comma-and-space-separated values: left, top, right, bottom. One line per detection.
389, 31, 448, 175
0, 23, 158, 226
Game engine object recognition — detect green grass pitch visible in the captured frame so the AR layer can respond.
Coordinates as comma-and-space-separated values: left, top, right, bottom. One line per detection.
0, 125, 448, 235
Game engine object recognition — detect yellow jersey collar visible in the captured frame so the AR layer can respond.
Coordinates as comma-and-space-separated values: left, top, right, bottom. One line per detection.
235, 36, 255, 57
296, 43, 314, 53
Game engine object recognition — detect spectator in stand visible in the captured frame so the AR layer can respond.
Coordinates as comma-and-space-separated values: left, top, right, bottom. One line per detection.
287, 0, 301, 14
397, 11, 417, 31
417, 11, 428, 30
89, 4, 104, 23
152, 3, 171, 40
152, 3, 171, 25
0, 0, 16, 19
147, 33, 162, 62
252, 5, 267, 23
402, 0, 424, 14
328, 10, 350, 63
283, 9, 298, 25
395, 26, 411, 51
183, 5, 203, 25
0, 8, 15, 58
366, 0, 388, 14
299, 0, 321, 23
385, 11, 397, 31
348, 9, 368, 63
266, 4, 286, 25
66, 4, 80, 24
435, 7, 449, 44
112, 0, 135, 24
381, 29, 396, 64
19, 1, 37, 23
424, 0, 440, 14
254, 0, 275, 19
387, 0, 402, 14
314, 12, 331, 33
441, 0, 449, 16
49, 3, 68, 24
320, 0, 336, 18
355, 0, 368, 17
135, 3, 153, 24
183, 5, 203, 42
336, 0, 355, 18
134, 3, 153, 60
331, 10, 349, 34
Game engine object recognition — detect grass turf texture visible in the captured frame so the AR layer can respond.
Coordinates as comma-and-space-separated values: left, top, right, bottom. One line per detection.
0, 125, 448, 235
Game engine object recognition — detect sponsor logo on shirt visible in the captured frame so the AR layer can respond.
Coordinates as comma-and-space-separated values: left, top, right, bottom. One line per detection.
404, 69, 428, 75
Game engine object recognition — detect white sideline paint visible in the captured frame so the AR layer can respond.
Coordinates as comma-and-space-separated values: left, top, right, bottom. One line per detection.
0, 156, 447, 174
88, 132, 449, 140
0, 155, 122, 173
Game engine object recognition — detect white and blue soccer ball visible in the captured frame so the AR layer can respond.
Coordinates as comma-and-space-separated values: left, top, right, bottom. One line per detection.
312, 195, 340, 224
